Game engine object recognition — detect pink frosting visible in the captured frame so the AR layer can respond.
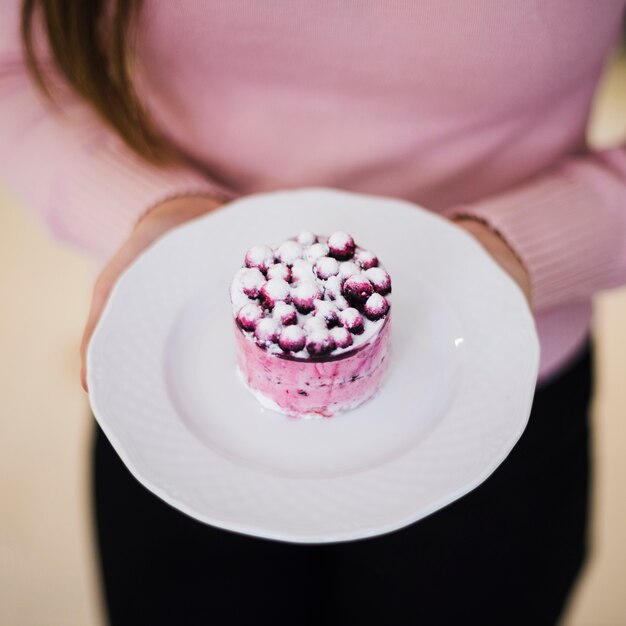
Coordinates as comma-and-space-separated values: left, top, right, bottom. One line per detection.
235, 317, 391, 417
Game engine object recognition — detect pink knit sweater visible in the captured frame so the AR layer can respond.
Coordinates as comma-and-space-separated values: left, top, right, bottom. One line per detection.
2, 1, 626, 381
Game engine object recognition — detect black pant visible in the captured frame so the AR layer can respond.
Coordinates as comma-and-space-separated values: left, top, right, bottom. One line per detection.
94, 344, 592, 626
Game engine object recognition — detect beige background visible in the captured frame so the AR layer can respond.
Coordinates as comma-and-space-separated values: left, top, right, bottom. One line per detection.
1, 52, 626, 626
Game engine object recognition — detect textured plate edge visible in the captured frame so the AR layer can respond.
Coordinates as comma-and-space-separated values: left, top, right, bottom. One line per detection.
86, 186, 540, 544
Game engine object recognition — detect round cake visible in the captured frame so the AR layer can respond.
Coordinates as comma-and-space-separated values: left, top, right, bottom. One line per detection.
230, 231, 391, 418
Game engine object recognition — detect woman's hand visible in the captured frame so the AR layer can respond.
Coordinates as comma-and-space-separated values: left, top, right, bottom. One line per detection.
453, 217, 532, 308
80, 195, 225, 391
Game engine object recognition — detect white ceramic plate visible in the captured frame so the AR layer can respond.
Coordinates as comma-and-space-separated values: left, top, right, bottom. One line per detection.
87, 188, 539, 543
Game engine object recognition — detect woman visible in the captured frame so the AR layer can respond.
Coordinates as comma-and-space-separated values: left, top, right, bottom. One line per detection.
2, 1, 625, 624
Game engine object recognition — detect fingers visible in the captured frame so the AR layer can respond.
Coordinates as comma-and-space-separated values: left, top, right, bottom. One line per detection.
80, 270, 116, 391
80, 195, 227, 391
79, 242, 141, 391
453, 217, 532, 308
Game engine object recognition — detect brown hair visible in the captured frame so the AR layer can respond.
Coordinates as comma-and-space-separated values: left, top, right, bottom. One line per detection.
21, 0, 177, 165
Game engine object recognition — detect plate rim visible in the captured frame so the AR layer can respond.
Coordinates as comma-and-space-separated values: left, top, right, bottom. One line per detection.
87, 187, 539, 543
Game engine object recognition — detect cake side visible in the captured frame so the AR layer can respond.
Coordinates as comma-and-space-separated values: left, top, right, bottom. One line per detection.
235, 316, 391, 417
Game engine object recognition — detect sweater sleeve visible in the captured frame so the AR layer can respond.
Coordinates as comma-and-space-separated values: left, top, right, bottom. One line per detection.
445, 148, 626, 312
0, 0, 236, 261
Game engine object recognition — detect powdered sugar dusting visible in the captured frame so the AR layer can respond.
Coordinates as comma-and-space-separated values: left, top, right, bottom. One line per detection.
231, 233, 391, 358
266, 263, 292, 282
315, 256, 340, 279
254, 317, 280, 344
239, 268, 265, 298
354, 248, 378, 269
244, 245, 274, 271
276, 240, 303, 265
364, 266, 391, 294
339, 261, 359, 279
291, 259, 315, 283
330, 325, 353, 349
260, 277, 291, 308
296, 230, 317, 246
305, 242, 329, 262
272, 302, 298, 325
